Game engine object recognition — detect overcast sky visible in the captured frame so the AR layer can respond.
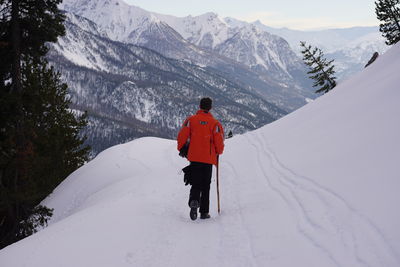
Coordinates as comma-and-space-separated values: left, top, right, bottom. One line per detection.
124, 0, 379, 30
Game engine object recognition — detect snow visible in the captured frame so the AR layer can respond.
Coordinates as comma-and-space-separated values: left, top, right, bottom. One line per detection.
52, 24, 110, 72
1, 43, 400, 266
157, 12, 231, 48
60, 0, 162, 42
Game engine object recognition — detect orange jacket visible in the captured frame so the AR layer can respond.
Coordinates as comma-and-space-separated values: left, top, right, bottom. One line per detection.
177, 110, 224, 165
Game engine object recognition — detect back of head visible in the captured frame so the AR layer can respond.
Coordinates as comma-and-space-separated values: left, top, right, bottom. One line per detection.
200, 97, 212, 111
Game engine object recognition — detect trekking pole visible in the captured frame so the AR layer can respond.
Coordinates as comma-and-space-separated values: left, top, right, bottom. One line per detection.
216, 156, 221, 214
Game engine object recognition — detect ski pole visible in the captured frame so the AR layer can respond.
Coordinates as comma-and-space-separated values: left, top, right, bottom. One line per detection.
216, 156, 220, 214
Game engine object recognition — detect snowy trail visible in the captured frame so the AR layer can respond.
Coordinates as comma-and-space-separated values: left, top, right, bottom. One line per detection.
244, 130, 399, 267
0, 132, 399, 267
79, 139, 259, 267
156, 141, 259, 267
0, 136, 352, 267
0, 135, 399, 267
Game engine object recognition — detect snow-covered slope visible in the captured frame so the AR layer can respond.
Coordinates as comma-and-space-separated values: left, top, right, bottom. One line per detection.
1, 44, 399, 267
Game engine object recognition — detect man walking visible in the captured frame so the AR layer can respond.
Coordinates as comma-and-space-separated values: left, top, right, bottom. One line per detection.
177, 97, 224, 220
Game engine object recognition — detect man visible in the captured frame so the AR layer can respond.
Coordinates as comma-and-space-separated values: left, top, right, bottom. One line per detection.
177, 97, 224, 220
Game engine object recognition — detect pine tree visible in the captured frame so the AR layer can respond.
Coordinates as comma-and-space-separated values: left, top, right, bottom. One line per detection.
0, 0, 89, 248
300, 41, 337, 94
22, 60, 90, 197
375, 0, 400, 45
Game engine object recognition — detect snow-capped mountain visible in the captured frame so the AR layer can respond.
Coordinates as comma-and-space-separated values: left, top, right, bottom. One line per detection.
214, 24, 308, 86
60, 0, 159, 42
59, 0, 314, 109
1, 41, 399, 267
48, 13, 286, 155
159, 13, 306, 82
60, 0, 387, 84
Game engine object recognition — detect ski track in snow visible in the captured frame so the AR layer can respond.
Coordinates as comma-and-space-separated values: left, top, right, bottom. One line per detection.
219, 160, 261, 267
120, 133, 400, 267
243, 130, 399, 267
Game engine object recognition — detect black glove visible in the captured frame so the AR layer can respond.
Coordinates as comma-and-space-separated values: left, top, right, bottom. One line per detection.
182, 165, 192, 186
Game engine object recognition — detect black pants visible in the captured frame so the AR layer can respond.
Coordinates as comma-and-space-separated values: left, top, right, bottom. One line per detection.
188, 162, 213, 214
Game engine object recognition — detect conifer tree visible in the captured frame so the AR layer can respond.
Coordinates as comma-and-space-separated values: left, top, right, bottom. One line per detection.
300, 41, 337, 94
0, 0, 89, 248
375, 0, 400, 45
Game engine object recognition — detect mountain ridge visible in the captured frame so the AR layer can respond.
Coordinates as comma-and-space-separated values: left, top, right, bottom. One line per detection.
59, 0, 315, 106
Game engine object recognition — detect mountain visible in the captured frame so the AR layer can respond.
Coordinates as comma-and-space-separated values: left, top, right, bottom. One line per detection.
48, 13, 286, 155
325, 31, 388, 78
59, 0, 315, 110
213, 23, 310, 88
159, 12, 309, 87
1, 42, 399, 267
248, 20, 388, 80
55, 0, 387, 156
59, 0, 388, 102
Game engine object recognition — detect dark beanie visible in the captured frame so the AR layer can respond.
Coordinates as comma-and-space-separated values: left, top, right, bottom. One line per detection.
200, 97, 212, 111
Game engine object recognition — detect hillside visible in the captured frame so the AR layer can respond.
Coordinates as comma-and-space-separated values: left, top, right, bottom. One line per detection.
0, 43, 399, 267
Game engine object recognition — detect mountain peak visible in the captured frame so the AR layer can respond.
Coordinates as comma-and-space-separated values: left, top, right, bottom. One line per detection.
197, 12, 218, 19
192, 12, 227, 27
60, 0, 163, 41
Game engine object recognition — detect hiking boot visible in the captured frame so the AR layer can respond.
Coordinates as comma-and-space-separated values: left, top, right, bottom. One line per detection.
200, 213, 211, 219
189, 200, 199, 221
